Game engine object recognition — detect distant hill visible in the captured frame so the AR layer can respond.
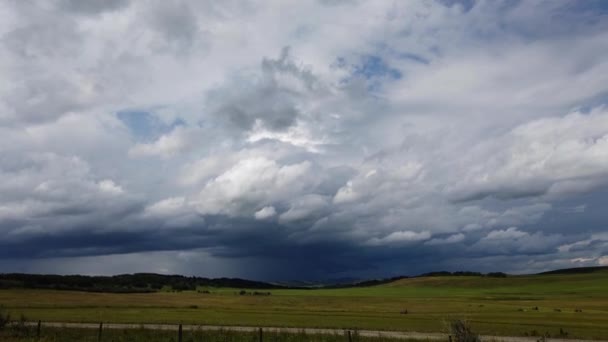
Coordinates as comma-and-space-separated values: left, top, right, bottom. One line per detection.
0, 273, 285, 293
538, 266, 608, 275
417, 271, 507, 277
321, 275, 409, 289
321, 271, 509, 288
1, 266, 605, 293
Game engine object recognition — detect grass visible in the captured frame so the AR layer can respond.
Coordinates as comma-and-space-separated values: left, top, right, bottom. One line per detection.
1, 271, 608, 339
0, 326, 414, 342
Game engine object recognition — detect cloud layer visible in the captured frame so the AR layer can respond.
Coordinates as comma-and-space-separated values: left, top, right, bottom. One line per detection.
1, 0, 608, 280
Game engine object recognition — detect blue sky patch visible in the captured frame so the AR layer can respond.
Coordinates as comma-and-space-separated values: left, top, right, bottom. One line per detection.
117, 110, 185, 142
353, 55, 402, 80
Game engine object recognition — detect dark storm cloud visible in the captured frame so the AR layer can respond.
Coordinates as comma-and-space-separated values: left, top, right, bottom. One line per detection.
206, 47, 323, 133
1, 0, 608, 280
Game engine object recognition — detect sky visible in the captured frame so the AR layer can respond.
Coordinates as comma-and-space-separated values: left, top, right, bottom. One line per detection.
1, 0, 608, 281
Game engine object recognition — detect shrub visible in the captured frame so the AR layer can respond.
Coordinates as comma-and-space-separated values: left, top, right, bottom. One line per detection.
0, 306, 10, 330
450, 319, 480, 342
10, 314, 30, 337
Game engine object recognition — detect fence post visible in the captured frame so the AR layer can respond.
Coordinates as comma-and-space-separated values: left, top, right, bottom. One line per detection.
97, 322, 103, 341
36, 320, 41, 340
178, 323, 183, 342
347, 330, 353, 342
259, 327, 263, 342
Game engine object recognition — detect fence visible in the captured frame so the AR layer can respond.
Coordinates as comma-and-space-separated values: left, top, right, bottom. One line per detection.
23, 321, 376, 342
15, 320, 458, 341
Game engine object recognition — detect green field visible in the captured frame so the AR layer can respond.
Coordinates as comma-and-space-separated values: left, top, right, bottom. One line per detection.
1, 271, 608, 340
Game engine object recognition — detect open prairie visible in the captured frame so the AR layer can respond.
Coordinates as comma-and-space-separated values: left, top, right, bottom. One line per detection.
2, 271, 608, 340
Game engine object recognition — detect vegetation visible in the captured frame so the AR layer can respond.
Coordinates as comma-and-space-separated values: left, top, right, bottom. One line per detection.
0, 273, 283, 293
449, 320, 479, 342
0, 305, 10, 330
538, 266, 608, 275
0, 269, 542, 292
1, 267, 607, 339
0, 326, 414, 342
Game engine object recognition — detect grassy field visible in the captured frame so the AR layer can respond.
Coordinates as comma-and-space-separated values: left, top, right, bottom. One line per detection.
1, 271, 607, 340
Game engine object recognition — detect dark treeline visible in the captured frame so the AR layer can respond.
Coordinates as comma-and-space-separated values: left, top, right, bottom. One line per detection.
0, 273, 285, 293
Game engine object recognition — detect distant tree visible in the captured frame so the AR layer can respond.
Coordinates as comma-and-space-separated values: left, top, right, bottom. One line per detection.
0, 273, 283, 293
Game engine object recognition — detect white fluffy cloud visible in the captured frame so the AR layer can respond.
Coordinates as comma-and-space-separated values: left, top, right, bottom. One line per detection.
196, 157, 313, 216
129, 126, 199, 158
447, 108, 608, 201
98, 180, 124, 195
254, 206, 276, 220
366, 230, 432, 246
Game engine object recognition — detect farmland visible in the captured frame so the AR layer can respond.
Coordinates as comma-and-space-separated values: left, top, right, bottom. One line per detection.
1, 269, 608, 340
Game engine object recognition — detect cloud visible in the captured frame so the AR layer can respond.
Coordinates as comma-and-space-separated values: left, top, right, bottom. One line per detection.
58, 0, 130, 15
204, 47, 329, 135
98, 180, 124, 195
333, 181, 360, 204
129, 126, 198, 158
279, 195, 328, 223
142, 197, 203, 229
472, 227, 564, 255
366, 231, 431, 246
425, 233, 465, 246
1, 0, 608, 279
195, 157, 313, 216
447, 108, 608, 202
254, 206, 276, 220
484, 227, 528, 240
144, 197, 187, 218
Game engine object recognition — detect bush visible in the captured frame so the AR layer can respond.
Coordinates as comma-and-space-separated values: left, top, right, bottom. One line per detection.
0, 306, 10, 330
450, 319, 480, 342
11, 314, 30, 337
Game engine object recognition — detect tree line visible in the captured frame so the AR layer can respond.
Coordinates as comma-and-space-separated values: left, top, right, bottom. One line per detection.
0, 273, 284, 293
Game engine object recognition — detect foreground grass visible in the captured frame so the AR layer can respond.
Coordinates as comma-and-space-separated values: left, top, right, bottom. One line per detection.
1, 271, 608, 339
0, 327, 412, 342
